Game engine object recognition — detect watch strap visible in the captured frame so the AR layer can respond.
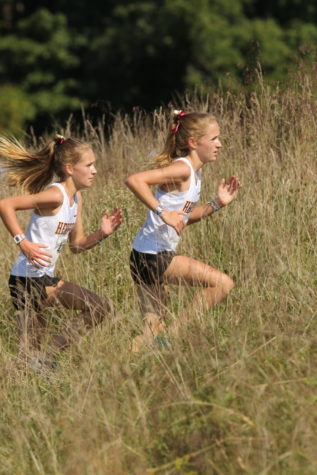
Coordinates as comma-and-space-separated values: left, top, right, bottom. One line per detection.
13, 234, 26, 245
207, 200, 221, 212
153, 205, 165, 217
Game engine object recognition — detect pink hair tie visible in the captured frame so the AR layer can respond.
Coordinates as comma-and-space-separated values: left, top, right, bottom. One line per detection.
171, 110, 186, 134
55, 134, 65, 145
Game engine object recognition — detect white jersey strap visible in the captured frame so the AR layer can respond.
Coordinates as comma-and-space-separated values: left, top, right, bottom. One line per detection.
49, 182, 77, 206
175, 157, 198, 185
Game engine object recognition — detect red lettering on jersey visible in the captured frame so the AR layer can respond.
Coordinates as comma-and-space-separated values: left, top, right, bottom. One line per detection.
183, 201, 195, 214
55, 222, 75, 234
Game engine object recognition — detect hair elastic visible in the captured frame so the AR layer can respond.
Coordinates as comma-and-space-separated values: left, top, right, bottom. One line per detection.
171, 110, 187, 134
55, 134, 65, 145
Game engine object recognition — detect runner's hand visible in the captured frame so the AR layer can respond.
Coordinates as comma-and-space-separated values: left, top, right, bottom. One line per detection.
19, 239, 52, 268
100, 208, 123, 237
161, 210, 186, 235
217, 176, 242, 206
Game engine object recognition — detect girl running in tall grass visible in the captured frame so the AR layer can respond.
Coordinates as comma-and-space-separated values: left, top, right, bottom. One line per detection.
125, 110, 242, 352
0, 135, 122, 369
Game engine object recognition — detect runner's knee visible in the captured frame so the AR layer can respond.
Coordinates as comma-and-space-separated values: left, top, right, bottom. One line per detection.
209, 272, 234, 296
93, 299, 111, 323
219, 274, 234, 295
84, 296, 111, 325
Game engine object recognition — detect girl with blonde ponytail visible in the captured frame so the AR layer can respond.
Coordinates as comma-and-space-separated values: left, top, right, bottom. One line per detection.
125, 110, 242, 352
0, 135, 123, 370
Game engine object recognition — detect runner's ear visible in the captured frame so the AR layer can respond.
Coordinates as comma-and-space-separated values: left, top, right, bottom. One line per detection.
64, 162, 74, 176
188, 136, 197, 150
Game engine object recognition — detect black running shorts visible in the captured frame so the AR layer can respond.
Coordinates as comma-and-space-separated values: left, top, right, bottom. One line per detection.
8, 274, 60, 312
130, 249, 175, 286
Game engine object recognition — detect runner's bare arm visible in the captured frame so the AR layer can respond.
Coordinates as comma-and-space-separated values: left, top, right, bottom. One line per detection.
187, 176, 242, 225
69, 192, 122, 253
125, 162, 190, 234
0, 188, 63, 263
124, 161, 190, 209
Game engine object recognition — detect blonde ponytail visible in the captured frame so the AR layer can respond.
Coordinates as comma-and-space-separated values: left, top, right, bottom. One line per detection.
0, 136, 91, 194
0, 137, 56, 194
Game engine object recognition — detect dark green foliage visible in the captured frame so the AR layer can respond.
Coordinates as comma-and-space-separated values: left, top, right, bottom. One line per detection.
0, 6, 82, 133
1, 0, 317, 133
0, 85, 35, 135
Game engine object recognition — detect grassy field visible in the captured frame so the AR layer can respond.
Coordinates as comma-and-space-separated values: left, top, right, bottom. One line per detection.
0, 75, 316, 474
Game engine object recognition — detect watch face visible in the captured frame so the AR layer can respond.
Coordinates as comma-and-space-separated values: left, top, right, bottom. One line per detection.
14, 234, 24, 244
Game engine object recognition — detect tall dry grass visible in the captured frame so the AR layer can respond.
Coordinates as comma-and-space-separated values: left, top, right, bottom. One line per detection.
0, 74, 316, 474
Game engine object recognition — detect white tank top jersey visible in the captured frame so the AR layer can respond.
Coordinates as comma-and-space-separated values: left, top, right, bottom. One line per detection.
11, 183, 78, 278
133, 157, 201, 254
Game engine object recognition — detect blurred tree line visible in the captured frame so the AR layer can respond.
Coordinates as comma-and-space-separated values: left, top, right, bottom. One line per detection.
1, 0, 317, 134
